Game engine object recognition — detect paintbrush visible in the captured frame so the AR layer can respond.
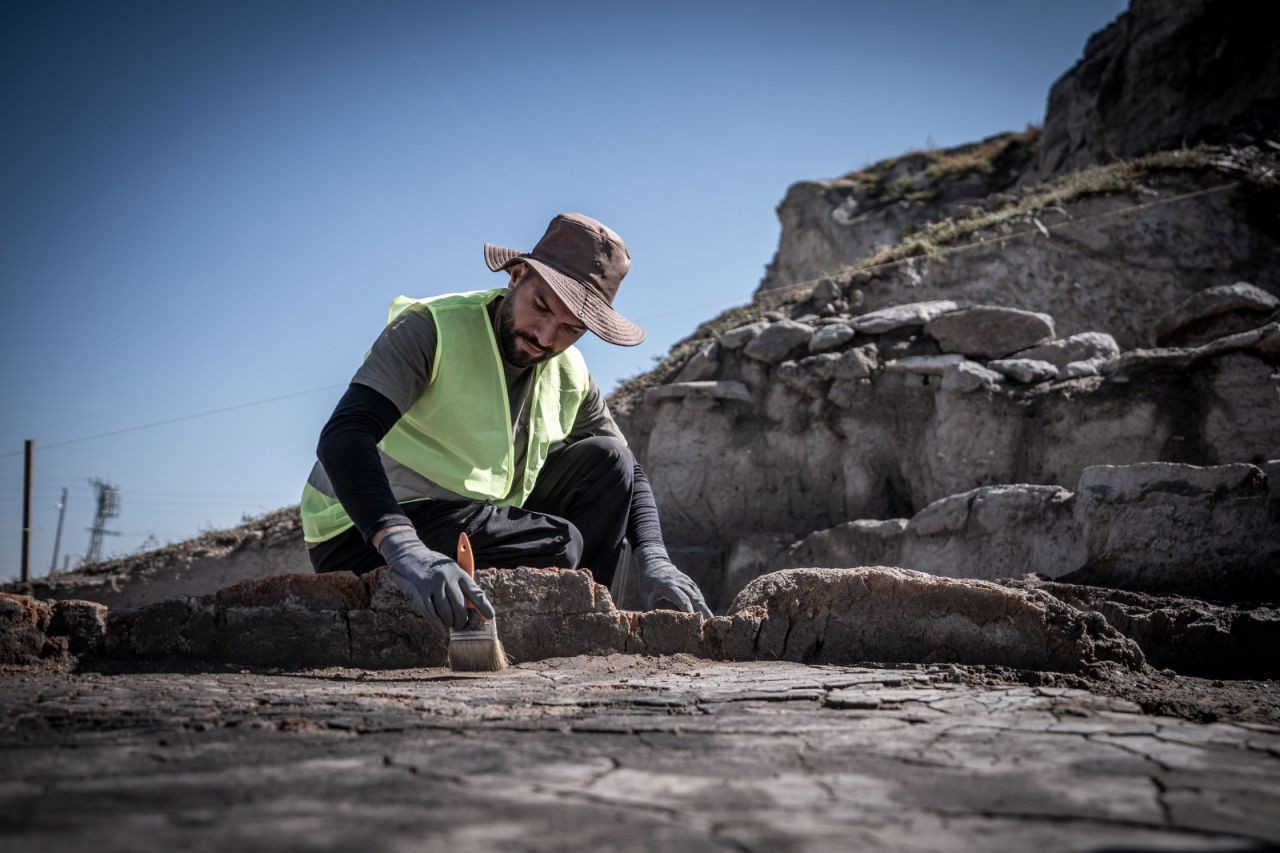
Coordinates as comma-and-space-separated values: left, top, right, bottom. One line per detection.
448, 531, 508, 672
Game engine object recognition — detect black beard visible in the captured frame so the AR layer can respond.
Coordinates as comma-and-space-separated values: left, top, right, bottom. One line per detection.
495, 297, 549, 368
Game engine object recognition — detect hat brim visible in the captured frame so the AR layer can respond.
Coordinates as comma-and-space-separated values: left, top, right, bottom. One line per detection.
484, 243, 646, 346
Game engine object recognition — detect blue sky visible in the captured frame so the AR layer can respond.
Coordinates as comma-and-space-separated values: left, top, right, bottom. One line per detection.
0, 0, 1126, 579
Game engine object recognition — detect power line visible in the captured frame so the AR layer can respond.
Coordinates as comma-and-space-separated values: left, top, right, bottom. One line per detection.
1, 383, 344, 458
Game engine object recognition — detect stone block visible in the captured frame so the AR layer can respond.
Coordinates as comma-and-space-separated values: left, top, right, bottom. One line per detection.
702, 608, 766, 661
811, 277, 843, 303
479, 567, 602, 617
502, 611, 628, 662
925, 305, 1055, 359
908, 493, 972, 536
1015, 332, 1119, 368
743, 320, 815, 364
112, 598, 218, 659
348, 607, 446, 669
1078, 461, 1265, 503
836, 344, 879, 379
362, 565, 628, 665
900, 485, 1083, 582
1058, 359, 1103, 379
221, 607, 351, 668
809, 323, 855, 353
551, 612, 631, 658
210, 572, 368, 611
1200, 352, 1280, 466
0, 593, 52, 664
851, 300, 957, 334
941, 360, 1003, 392
777, 355, 840, 393
49, 600, 108, 656
988, 358, 1058, 383
643, 381, 752, 406
718, 321, 769, 350
673, 343, 719, 382
1109, 324, 1280, 381
779, 345, 878, 389
1069, 462, 1279, 600
631, 610, 706, 656
883, 354, 966, 377
465, 568, 629, 663
1154, 282, 1280, 347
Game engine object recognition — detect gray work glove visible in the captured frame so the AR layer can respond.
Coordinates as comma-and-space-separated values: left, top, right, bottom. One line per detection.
633, 543, 714, 618
377, 528, 495, 636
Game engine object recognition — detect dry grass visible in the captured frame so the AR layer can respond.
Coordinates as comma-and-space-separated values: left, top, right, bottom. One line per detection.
842, 127, 1041, 200
923, 127, 1041, 181
849, 145, 1218, 274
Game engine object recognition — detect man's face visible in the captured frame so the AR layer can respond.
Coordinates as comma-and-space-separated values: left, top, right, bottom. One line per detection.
494, 266, 589, 368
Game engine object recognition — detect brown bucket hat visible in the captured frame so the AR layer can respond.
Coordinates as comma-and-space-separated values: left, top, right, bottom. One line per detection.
484, 212, 645, 346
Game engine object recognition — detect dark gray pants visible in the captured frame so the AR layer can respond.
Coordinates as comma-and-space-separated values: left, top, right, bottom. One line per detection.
308, 437, 634, 588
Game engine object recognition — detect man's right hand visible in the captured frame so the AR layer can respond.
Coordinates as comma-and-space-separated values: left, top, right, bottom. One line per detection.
375, 527, 495, 636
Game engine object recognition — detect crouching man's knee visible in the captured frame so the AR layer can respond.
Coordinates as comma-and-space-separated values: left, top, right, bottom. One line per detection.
567, 436, 634, 486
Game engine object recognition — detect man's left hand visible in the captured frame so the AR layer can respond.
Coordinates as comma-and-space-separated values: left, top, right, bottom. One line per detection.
633, 544, 714, 618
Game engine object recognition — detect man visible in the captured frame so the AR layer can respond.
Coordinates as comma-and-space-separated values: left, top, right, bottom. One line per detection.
301, 212, 712, 636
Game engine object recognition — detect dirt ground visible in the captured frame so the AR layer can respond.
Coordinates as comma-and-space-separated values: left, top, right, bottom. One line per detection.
2, 655, 1277, 852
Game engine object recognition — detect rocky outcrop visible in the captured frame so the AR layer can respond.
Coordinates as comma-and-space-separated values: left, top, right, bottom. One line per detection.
1034, 0, 1280, 179
616, 289, 1280, 608
3, 507, 308, 609
751, 150, 1280, 348
757, 130, 1039, 295
782, 484, 1077, 586
771, 461, 1279, 604
1064, 462, 1278, 597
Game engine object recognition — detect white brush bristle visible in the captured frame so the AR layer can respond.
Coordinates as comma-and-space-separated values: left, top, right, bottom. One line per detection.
448, 618, 509, 672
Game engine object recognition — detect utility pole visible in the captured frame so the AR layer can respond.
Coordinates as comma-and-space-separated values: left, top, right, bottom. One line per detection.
50, 487, 68, 575
21, 440, 33, 583
85, 479, 121, 565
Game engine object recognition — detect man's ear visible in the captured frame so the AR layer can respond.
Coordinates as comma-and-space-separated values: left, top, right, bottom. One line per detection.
507, 262, 527, 291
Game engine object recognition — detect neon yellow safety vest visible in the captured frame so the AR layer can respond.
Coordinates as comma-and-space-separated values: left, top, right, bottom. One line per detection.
300, 288, 590, 543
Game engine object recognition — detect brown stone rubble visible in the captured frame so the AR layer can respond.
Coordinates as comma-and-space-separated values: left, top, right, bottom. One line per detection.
12, 547, 1276, 687
0, 593, 106, 664
4, 564, 1146, 677
1006, 579, 1280, 680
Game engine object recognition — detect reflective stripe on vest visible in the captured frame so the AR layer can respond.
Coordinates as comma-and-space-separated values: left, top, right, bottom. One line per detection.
300, 289, 590, 544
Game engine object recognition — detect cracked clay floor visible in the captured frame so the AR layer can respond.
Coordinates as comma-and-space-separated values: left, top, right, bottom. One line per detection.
2, 655, 1278, 852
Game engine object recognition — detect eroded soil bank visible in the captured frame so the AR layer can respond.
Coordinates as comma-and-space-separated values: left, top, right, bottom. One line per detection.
3, 655, 1278, 852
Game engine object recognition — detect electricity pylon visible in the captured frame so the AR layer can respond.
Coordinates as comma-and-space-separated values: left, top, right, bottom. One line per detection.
85, 479, 121, 564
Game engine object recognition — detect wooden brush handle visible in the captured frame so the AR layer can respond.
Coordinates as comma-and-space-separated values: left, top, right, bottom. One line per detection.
456, 531, 475, 577
456, 531, 481, 613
